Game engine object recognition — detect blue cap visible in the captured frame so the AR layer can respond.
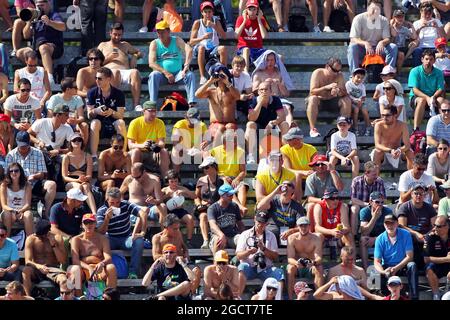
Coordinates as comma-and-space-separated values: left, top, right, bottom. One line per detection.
16, 131, 31, 147
218, 184, 236, 196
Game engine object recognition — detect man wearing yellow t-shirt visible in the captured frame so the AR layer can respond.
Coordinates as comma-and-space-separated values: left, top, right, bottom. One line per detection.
255, 151, 302, 202
171, 107, 209, 173
281, 127, 318, 179
127, 101, 170, 178
210, 130, 248, 215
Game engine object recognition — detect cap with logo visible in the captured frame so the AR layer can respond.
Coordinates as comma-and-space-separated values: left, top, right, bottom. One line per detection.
393, 9, 405, 16
162, 243, 177, 252
246, 0, 259, 8
323, 186, 339, 199
255, 210, 270, 223
294, 281, 313, 294
308, 154, 327, 167
214, 250, 229, 263
82, 213, 96, 223
199, 156, 217, 169
384, 214, 398, 222
336, 116, 351, 124
435, 37, 447, 47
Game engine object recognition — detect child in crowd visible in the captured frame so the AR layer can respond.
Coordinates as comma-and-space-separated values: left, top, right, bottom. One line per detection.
230, 56, 253, 121
346, 68, 370, 136
434, 37, 450, 88
373, 65, 397, 101
329, 116, 360, 178
390, 9, 417, 71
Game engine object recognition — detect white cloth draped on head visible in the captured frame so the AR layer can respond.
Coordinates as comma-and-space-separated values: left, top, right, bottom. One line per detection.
252, 50, 295, 91
257, 277, 282, 300
328, 275, 365, 300
386, 78, 404, 95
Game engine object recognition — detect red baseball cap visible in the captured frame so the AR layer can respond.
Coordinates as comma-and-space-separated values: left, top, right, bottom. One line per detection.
200, 1, 214, 11
435, 37, 447, 47
308, 154, 328, 167
82, 213, 96, 223
246, 0, 259, 8
0, 114, 11, 124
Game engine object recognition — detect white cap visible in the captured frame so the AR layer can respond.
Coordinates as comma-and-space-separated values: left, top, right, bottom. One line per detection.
199, 156, 217, 169
67, 188, 88, 201
166, 195, 185, 211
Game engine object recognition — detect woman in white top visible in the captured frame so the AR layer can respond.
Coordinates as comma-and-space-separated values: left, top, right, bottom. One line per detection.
426, 139, 450, 194
378, 79, 406, 122
251, 277, 282, 300
0, 162, 33, 237
412, 2, 445, 66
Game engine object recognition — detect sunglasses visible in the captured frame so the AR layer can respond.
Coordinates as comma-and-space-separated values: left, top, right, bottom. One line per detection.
314, 163, 327, 167
164, 251, 176, 255
267, 287, 278, 291
61, 291, 73, 295
9, 169, 20, 173
434, 223, 447, 228
113, 145, 124, 150
71, 138, 83, 143
20, 88, 31, 92
51, 131, 56, 143
438, 147, 448, 150
383, 87, 394, 91
217, 261, 227, 265
329, 65, 342, 73
95, 77, 103, 81
381, 114, 393, 118
328, 196, 340, 200
89, 57, 100, 61
441, 109, 450, 113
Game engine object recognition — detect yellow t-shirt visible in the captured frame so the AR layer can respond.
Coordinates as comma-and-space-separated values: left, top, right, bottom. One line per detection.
256, 167, 296, 194
172, 119, 207, 148
127, 117, 166, 144
210, 145, 245, 177
280, 143, 317, 171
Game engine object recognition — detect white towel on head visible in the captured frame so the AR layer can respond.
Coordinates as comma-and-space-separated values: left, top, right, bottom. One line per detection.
252, 50, 295, 91
328, 275, 365, 300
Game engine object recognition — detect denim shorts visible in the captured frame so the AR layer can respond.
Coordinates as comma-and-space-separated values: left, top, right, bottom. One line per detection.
238, 262, 285, 281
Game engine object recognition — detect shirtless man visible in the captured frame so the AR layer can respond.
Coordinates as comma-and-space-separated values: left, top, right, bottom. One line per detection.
97, 134, 131, 192
120, 162, 166, 224
252, 51, 294, 125
195, 64, 240, 145
22, 219, 67, 296
203, 250, 240, 299
372, 105, 414, 170
98, 22, 143, 111
307, 57, 351, 138
327, 246, 367, 289
76, 49, 105, 99
70, 214, 117, 295
151, 214, 189, 261
286, 216, 324, 300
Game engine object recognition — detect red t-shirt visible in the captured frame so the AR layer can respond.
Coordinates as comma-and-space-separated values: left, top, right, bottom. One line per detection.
235, 15, 266, 49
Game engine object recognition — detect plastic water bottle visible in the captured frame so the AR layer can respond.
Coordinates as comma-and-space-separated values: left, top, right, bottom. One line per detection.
205, 26, 215, 50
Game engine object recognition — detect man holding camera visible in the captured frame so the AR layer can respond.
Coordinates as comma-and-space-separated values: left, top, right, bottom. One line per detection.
195, 63, 240, 146
127, 100, 170, 179
235, 211, 284, 296
286, 216, 324, 300
87, 66, 127, 166
16, 0, 66, 85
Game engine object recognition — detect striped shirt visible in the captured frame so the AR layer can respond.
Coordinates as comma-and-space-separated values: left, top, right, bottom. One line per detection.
350, 175, 386, 202
5, 147, 47, 187
426, 114, 450, 142
96, 201, 141, 237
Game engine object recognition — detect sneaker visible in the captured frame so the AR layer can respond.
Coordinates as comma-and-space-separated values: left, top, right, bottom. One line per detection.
355, 129, 360, 136
364, 128, 371, 136
138, 26, 148, 33
128, 272, 138, 279
323, 26, 335, 32
10, 50, 16, 58
200, 240, 209, 249
226, 26, 234, 33
313, 25, 321, 33
247, 154, 256, 165
134, 105, 143, 112
309, 128, 321, 137
199, 76, 207, 85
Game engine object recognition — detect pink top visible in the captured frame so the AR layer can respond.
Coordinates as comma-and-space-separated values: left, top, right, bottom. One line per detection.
14, 0, 35, 9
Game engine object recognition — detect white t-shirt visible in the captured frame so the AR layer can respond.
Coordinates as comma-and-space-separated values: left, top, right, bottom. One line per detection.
30, 118, 74, 149
47, 94, 84, 113
345, 80, 366, 102
374, 83, 384, 98
379, 95, 406, 122
413, 19, 443, 48
3, 94, 40, 123
330, 130, 357, 156
398, 170, 435, 204
231, 69, 252, 93
434, 56, 450, 72
235, 227, 278, 268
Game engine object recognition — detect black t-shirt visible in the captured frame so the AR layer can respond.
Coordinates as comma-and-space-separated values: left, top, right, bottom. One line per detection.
87, 85, 125, 126
423, 230, 450, 257
49, 202, 91, 237
396, 201, 437, 235
248, 96, 283, 128
151, 262, 188, 294
34, 11, 64, 48
207, 201, 242, 237
269, 195, 305, 228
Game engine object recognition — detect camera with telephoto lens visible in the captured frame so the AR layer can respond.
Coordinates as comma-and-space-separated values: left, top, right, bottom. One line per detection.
246, 236, 266, 269
298, 257, 312, 267
20, 8, 43, 22
145, 140, 161, 153
196, 204, 208, 213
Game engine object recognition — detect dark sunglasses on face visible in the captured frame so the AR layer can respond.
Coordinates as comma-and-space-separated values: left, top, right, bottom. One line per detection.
267, 287, 278, 292
434, 223, 447, 228
113, 145, 124, 150
315, 163, 327, 167
328, 196, 340, 201
95, 77, 103, 81
72, 138, 83, 143
441, 109, 450, 113
9, 169, 20, 173
89, 57, 100, 61
164, 251, 176, 255
217, 261, 227, 265
383, 87, 394, 91
20, 88, 31, 92
61, 291, 73, 295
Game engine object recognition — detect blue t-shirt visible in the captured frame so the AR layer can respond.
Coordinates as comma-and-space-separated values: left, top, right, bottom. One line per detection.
408, 65, 445, 98
34, 11, 64, 48
86, 85, 125, 126
359, 206, 393, 238
49, 202, 91, 237
0, 238, 20, 268
374, 228, 413, 267
96, 201, 141, 237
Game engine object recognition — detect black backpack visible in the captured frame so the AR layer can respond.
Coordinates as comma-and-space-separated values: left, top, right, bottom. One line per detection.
323, 127, 339, 157
328, 9, 351, 32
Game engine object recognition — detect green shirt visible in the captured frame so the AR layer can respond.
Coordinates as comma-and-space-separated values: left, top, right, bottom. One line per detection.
438, 197, 450, 218
155, 36, 183, 75
408, 65, 444, 98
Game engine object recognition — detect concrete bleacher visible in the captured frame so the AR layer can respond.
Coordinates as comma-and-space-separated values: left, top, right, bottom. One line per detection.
0, 0, 439, 300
